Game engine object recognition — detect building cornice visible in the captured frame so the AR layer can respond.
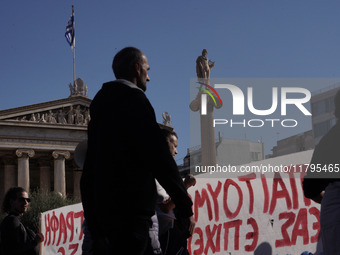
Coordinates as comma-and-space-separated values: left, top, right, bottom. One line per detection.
0, 96, 91, 120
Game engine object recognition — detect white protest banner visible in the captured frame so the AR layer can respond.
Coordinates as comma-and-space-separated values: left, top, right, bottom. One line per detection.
188, 150, 322, 255
39, 150, 320, 255
40, 203, 84, 255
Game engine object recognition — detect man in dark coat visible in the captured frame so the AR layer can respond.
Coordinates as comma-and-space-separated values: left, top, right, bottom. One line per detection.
303, 89, 340, 255
0, 187, 44, 255
80, 47, 194, 255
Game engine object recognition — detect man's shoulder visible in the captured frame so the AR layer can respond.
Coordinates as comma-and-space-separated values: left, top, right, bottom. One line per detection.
317, 122, 340, 148
312, 122, 340, 163
93, 81, 145, 102
90, 81, 152, 117
102, 80, 131, 91
101, 81, 145, 96
0, 215, 21, 229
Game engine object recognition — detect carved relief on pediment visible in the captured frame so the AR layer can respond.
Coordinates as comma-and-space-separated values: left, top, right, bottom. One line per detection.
11, 104, 91, 126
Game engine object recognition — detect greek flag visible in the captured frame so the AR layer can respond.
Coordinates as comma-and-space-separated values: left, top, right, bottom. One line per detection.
65, 6, 75, 49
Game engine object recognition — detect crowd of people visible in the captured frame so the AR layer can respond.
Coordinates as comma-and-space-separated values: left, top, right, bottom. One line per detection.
0, 47, 196, 255
1, 46, 340, 255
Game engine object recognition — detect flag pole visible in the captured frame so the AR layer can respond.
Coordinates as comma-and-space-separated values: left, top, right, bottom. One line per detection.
65, 5, 76, 89
72, 5, 75, 86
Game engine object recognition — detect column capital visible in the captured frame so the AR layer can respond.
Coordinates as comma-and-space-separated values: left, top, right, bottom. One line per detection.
52, 151, 70, 160
16, 149, 35, 158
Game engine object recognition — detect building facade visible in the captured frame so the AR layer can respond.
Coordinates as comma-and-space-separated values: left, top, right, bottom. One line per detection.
0, 78, 90, 204
270, 130, 314, 158
311, 85, 340, 145
268, 84, 340, 158
181, 134, 265, 175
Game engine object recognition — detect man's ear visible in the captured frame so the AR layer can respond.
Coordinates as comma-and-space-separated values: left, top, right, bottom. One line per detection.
134, 62, 141, 76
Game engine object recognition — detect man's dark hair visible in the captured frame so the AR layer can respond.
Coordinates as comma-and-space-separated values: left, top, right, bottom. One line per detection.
112, 47, 144, 79
334, 89, 340, 119
161, 128, 178, 141
2, 187, 26, 214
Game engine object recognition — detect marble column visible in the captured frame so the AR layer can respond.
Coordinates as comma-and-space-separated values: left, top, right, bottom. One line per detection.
200, 101, 217, 168
39, 158, 51, 192
0, 165, 4, 203
73, 169, 82, 200
3, 156, 17, 193
52, 151, 70, 196
16, 149, 35, 192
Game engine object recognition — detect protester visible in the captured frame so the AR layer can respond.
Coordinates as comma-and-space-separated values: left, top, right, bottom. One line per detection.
303, 89, 340, 255
0, 187, 44, 255
155, 129, 196, 255
80, 47, 194, 255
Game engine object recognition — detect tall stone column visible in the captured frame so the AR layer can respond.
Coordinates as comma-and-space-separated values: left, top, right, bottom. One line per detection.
16, 149, 35, 192
190, 88, 221, 168
39, 158, 51, 192
3, 156, 17, 193
0, 165, 4, 204
52, 151, 70, 196
200, 101, 217, 167
73, 169, 82, 200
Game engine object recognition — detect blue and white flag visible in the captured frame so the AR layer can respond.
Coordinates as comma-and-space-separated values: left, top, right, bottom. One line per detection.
65, 6, 75, 50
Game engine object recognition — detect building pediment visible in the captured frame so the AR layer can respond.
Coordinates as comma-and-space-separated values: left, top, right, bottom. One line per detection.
0, 95, 92, 126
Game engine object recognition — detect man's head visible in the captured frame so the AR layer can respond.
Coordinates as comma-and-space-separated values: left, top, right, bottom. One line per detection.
2, 187, 30, 215
161, 129, 178, 158
202, 49, 208, 57
112, 47, 150, 91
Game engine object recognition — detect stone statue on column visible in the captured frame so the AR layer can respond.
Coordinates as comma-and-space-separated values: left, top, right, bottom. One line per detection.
190, 49, 220, 168
196, 49, 215, 81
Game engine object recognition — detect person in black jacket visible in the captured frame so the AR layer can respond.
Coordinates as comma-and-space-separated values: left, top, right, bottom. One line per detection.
0, 187, 44, 255
303, 89, 340, 255
80, 47, 194, 255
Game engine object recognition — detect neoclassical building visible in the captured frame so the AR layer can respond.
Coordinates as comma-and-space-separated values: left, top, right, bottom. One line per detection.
0, 78, 174, 205
0, 78, 90, 202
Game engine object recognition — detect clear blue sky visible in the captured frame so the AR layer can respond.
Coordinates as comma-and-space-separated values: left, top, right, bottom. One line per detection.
1, 0, 340, 162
